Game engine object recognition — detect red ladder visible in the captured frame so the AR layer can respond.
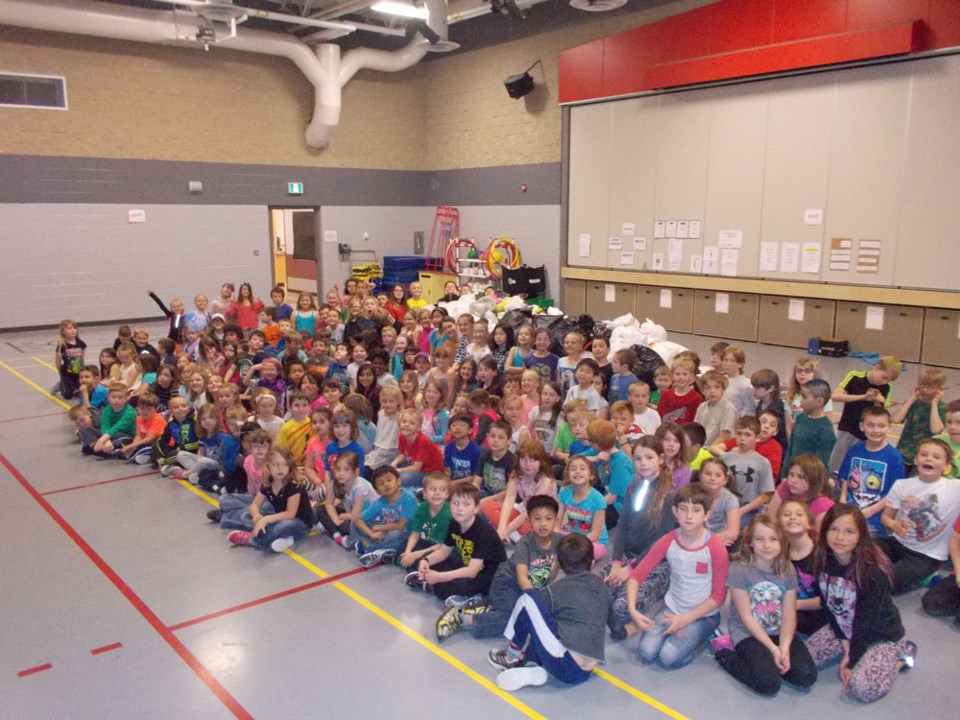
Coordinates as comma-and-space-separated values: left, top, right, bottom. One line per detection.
426, 206, 459, 270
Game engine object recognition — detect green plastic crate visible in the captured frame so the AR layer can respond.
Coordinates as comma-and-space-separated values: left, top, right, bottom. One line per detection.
526, 297, 554, 309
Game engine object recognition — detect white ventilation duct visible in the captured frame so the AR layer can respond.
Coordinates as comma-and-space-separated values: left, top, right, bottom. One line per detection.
0, 0, 449, 149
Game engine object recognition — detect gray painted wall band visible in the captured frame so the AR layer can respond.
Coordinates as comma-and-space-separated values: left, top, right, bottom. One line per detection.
0, 155, 561, 206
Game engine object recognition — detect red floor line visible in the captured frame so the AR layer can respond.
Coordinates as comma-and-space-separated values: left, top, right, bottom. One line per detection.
0, 411, 65, 424
90, 642, 123, 656
167, 566, 369, 632
17, 663, 53, 678
40, 471, 156, 496
0, 452, 253, 720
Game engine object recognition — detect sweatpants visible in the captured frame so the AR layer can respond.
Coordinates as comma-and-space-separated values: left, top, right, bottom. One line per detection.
503, 590, 592, 685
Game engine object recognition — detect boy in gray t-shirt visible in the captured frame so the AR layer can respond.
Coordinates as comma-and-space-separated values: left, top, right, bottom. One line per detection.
722, 417, 774, 527
487, 534, 613, 692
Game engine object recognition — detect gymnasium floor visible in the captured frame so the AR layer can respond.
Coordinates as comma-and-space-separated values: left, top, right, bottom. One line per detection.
2, 320, 958, 720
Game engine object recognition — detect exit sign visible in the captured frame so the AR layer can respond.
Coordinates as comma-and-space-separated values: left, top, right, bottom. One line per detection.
288, 182, 303, 195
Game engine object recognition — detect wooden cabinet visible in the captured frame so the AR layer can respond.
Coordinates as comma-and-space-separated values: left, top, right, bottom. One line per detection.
834, 302, 923, 362
758, 296, 836, 348
693, 290, 759, 342
585, 282, 636, 321
634, 285, 694, 333
921, 309, 960, 368
417, 271, 457, 304
562, 279, 586, 316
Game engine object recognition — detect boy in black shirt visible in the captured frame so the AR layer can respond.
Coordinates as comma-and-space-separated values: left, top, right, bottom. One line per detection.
417, 480, 507, 605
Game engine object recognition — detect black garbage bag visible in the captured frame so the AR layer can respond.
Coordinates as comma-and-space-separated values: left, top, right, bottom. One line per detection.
631, 344, 668, 387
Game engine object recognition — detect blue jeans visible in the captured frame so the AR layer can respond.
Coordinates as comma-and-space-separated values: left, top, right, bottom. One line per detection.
219, 493, 258, 529
504, 590, 592, 686
249, 518, 309, 550
356, 529, 408, 555
399, 470, 425, 488
636, 605, 720, 669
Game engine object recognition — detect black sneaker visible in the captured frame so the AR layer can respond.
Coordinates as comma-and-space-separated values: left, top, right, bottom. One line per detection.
206, 508, 222, 523
405, 571, 429, 592
461, 596, 493, 617
359, 548, 396, 568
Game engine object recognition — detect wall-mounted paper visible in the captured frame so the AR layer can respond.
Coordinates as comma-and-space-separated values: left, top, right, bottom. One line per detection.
621, 222, 635, 236
665, 220, 678, 237
668, 257, 681, 271
604, 284, 615, 302
633, 237, 647, 251
324, 229, 338, 243
788, 298, 805, 322
718, 230, 743, 248
654, 221, 666, 238
801, 243, 821, 273
780, 243, 799, 272
865, 305, 884, 331
660, 288, 672, 309
578, 233, 591, 257
689, 221, 701, 239
668, 238, 683, 259
703, 246, 719, 274
690, 255, 703, 273
651, 253, 664, 270
620, 251, 634, 265
720, 248, 739, 277
759, 242, 778, 272
608, 236, 622, 250
804, 209, 824, 225
715, 292, 730, 314
677, 220, 689, 238
857, 239, 881, 274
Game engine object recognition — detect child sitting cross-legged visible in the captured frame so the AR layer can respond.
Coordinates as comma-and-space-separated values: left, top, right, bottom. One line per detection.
354, 465, 417, 568
626, 484, 730, 668
486, 533, 613, 692
399, 471, 452, 570
226, 446, 314, 554
410, 480, 508, 611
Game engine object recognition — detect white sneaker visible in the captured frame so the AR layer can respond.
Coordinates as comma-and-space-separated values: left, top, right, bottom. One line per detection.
270, 537, 294, 553
495, 665, 548, 692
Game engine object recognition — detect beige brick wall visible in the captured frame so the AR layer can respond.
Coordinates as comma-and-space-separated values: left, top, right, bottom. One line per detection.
0, 27, 427, 170
0, 1, 711, 171
420, 0, 714, 170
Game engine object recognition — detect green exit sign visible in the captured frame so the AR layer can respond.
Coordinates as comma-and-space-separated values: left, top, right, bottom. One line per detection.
288, 182, 303, 195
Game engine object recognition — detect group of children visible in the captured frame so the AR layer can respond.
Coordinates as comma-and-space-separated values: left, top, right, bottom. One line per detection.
54, 279, 960, 699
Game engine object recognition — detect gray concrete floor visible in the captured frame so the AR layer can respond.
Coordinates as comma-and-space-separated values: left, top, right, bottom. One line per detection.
1, 320, 957, 719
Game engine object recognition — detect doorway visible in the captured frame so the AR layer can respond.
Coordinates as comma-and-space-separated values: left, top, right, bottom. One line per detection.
269, 207, 319, 298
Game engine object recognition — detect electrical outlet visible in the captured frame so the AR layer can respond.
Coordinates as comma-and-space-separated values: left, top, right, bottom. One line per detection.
414, 231, 424, 254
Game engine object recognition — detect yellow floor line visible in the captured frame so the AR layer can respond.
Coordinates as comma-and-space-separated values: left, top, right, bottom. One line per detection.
286, 550, 545, 720
2, 365, 684, 720
0, 361, 70, 409
32, 356, 60, 373
177, 479, 542, 718
593, 668, 689, 720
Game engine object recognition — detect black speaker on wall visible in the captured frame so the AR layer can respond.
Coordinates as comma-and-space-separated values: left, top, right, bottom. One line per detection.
504, 71, 535, 99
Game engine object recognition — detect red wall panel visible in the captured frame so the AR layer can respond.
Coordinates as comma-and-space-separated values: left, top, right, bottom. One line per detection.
558, 40, 604, 104
772, 0, 848, 43
559, 0, 960, 104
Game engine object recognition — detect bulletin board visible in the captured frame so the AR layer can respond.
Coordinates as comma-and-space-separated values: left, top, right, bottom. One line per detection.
567, 54, 960, 292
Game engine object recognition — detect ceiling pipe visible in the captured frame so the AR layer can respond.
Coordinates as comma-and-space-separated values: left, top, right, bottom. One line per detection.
0, 0, 448, 149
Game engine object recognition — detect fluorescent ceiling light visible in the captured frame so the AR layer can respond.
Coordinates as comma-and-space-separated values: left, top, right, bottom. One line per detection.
371, 1, 429, 19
